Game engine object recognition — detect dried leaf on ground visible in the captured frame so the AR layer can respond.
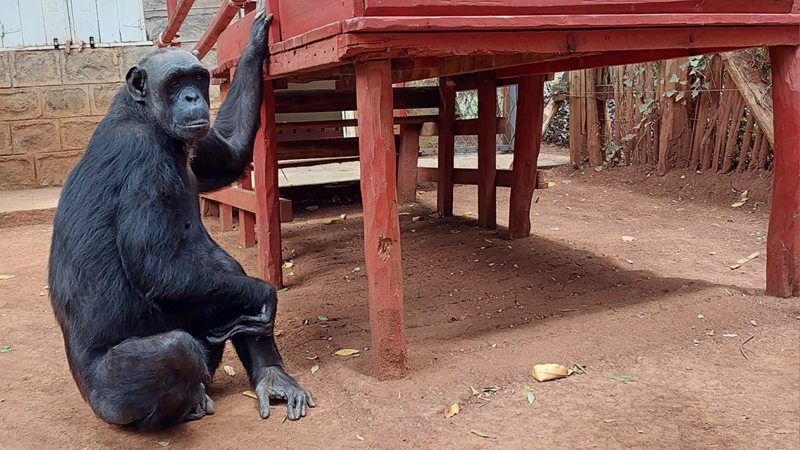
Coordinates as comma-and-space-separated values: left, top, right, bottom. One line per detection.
526, 392, 535, 404
621, 236, 635, 242
356, 433, 364, 441
731, 201, 747, 208
532, 363, 571, 382
324, 219, 344, 225
334, 349, 360, 356
311, 365, 319, 374
282, 261, 294, 269
223, 365, 235, 376
0, 275, 15, 281
523, 384, 534, 392
611, 376, 637, 382
305, 205, 318, 211
444, 403, 459, 418
470, 429, 491, 438
573, 363, 588, 374
277, 287, 289, 293
340, 214, 347, 220
318, 316, 329, 321
242, 391, 258, 399
156, 442, 169, 447
471, 386, 480, 395
0, 346, 11, 353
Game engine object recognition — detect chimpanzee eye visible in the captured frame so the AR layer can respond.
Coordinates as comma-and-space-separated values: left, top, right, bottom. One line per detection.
195, 74, 204, 81
169, 79, 181, 88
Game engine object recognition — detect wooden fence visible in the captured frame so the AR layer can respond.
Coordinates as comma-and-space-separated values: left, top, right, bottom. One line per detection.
568, 53, 774, 174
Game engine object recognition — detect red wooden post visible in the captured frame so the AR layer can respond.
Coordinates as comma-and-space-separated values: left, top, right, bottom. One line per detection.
437, 77, 456, 217
239, 167, 257, 248
355, 60, 407, 379
477, 72, 498, 229
220, 204, 234, 231
766, 45, 800, 297
509, 75, 546, 239
397, 124, 421, 204
254, 80, 283, 288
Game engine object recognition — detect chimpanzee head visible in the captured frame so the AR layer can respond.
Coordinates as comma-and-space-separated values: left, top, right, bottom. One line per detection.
126, 47, 211, 142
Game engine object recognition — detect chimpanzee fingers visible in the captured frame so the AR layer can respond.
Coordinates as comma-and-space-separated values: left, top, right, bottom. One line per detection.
256, 384, 271, 419
307, 390, 316, 408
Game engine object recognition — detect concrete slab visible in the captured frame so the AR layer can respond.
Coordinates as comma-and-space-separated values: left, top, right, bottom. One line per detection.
0, 187, 61, 213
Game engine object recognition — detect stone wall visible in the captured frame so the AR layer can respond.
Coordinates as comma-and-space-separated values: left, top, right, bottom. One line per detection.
0, 0, 232, 190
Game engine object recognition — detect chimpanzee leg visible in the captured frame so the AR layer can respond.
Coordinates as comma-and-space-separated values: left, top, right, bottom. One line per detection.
87, 330, 213, 431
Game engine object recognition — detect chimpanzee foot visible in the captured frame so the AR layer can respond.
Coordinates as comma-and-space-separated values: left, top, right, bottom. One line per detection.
185, 384, 215, 421
254, 366, 315, 420
206, 308, 273, 344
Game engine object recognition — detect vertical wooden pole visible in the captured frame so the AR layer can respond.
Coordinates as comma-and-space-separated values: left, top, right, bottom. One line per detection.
477, 72, 498, 229
254, 81, 283, 289
397, 124, 421, 204
509, 75, 545, 239
644, 62, 656, 164
355, 60, 407, 378
766, 45, 800, 297
437, 77, 456, 217
586, 69, 603, 166
239, 167, 257, 248
220, 204, 234, 231
569, 71, 582, 168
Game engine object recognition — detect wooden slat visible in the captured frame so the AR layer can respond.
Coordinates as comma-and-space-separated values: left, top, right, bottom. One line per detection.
159, 0, 195, 47
193, 2, 248, 60
272, 87, 440, 113
766, 45, 800, 297
238, 168, 256, 248
355, 60, 406, 379
437, 77, 456, 217
397, 124, 422, 204
736, 111, 756, 173
201, 188, 292, 222
477, 72, 497, 229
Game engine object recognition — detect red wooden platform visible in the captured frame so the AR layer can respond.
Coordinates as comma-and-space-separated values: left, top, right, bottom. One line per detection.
163, 0, 800, 379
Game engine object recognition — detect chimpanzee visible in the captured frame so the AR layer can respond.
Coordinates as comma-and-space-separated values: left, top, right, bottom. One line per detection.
47, 2, 313, 431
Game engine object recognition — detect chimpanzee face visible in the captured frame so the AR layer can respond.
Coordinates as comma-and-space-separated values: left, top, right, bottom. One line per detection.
126, 48, 212, 142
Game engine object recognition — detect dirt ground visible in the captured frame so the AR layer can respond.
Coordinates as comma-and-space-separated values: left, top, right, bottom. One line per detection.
0, 165, 798, 450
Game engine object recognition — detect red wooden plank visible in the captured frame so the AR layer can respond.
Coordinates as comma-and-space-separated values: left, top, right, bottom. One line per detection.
344, 14, 800, 34
508, 75, 546, 239
341, 27, 800, 60
220, 204, 234, 231
397, 124, 422, 204
216, 10, 254, 64
437, 77, 456, 217
278, 0, 361, 42
496, 47, 737, 78
239, 168, 256, 248
766, 45, 800, 297
159, 0, 195, 47
192, 2, 242, 60
477, 72, 497, 229
355, 60, 407, 379
254, 81, 283, 288
361, 0, 794, 16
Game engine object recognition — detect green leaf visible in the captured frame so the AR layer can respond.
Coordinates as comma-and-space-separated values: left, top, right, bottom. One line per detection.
702, 82, 710, 89
622, 133, 636, 142
0, 346, 11, 353
612, 376, 637, 382
527, 391, 535, 404
156, 442, 170, 447
318, 316, 329, 321
638, 104, 648, 113
623, 79, 633, 87
675, 92, 685, 102
665, 90, 676, 98
692, 90, 700, 99
311, 364, 319, 374
669, 73, 680, 83
277, 287, 289, 293
523, 384, 534, 392
679, 61, 690, 71
643, 98, 654, 107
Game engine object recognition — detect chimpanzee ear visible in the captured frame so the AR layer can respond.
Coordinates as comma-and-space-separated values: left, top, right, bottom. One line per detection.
126, 66, 147, 102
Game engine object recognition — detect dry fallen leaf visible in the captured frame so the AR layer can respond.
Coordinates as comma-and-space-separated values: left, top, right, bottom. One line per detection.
444, 403, 459, 418
305, 205, 318, 211
334, 349, 360, 357
621, 236, 635, 242
340, 214, 347, 220
412, 216, 422, 222
223, 365, 236, 377
356, 433, 364, 441
471, 386, 480, 396
242, 391, 258, 399
532, 363, 571, 382
306, 355, 318, 360
311, 365, 319, 374
324, 219, 344, 225
731, 201, 747, 208
0, 275, 15, 281
156, 442, 170, 447
282, 261, 294, 269
470, 429, 491, 439
547, 182, 556, 187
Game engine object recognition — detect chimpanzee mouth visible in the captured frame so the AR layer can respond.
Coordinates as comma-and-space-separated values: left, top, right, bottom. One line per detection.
182, 121, 210, 130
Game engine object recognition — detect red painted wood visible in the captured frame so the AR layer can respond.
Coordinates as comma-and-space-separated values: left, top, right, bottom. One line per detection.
254, 81, 283, 288
344, 14, 800, 34
767, 45, 800, 297
361, 0, 794, 16
278, 0, 361, 44
397, 124, 421, 204
437, 77, 456, 217
216, 11, 255, 67
239, 168, 257, 248
509, 75, 545, 239
159, 0, 194, 47
477, 72, 497, 229
496, 47, 738, 78
192, 2, 242, 60
355, 60, 407, 379
220, 204, 234, 231
200, 188, 293, 222
418, 167, 544, 188
341, 27, 800, 61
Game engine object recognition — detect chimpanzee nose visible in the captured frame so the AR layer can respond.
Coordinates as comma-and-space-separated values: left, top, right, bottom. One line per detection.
184, 91, 199, 102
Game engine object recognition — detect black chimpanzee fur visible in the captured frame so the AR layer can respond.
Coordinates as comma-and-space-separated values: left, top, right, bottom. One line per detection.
47, 5, 313, 431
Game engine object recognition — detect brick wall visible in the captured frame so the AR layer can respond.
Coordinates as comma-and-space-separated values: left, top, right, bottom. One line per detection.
0, 0, 232, 190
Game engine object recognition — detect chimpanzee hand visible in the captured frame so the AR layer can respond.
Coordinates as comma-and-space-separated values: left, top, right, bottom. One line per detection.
247, 0, 273, 59
254, 366, 315, 420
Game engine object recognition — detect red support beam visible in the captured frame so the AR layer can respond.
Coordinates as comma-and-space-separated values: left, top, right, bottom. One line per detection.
193, 2, 244, 60
437, 77, 456, 217
239, 168, 257, 248
254, 80, 283, 288
355, 60, 407, 380
509, 75, 546, 239
220, 204, 234, 231
397, 124, 422, 204
767, 45, 800, 297
158, 0, 195, 47
477, 72, 498, 229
